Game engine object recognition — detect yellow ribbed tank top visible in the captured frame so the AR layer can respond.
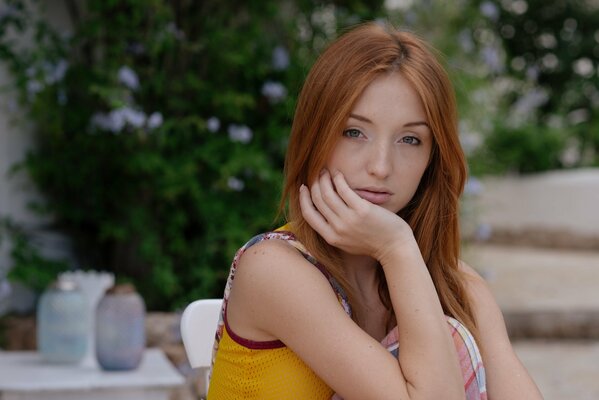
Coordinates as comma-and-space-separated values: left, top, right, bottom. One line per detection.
207, 229, 352, 399
207, 322, 334, 399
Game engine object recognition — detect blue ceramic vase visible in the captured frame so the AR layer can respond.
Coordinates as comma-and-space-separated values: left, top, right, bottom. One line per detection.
37, 278, 88, 363
95, 283, 146, 370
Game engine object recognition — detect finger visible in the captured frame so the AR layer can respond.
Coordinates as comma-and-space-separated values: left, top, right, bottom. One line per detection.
309, 176, 338, 223
318, 169, 349, 213
332, 171, 366, 210
299, 184, 336, 239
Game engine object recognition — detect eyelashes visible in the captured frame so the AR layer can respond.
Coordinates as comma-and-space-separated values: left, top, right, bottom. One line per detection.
342, 128, 364, 138
342, 128, 421, 145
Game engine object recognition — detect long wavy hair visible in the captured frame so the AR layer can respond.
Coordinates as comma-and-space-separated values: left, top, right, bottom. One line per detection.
279, 22, 476, 338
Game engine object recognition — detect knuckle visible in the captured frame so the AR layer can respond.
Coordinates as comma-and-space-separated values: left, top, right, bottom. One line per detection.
355, 204, 369, 219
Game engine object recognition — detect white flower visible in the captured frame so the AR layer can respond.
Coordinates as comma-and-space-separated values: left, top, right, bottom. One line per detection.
573, 57, 594, 78
481, 45, 504, 73
91, 111, 124, 133
541, 53, 559, 70
511, 56, 526, 71
44, 59, 69, 84
120, 107, 147, 128
512, 88, 548, 116
27, 80, 43, 97
510, 0, 528, 15
228, 124, 253, 144
261, 81, 287, 104
480, 1, 499, 21
147, 112, 163, 129
118, 66, 140, 90
227, 177, 245, 192
458, 29, 474, 53
272, 46, 290, 70
459, 129, 482, 155
91, 107, 146, 133
206, 117, 220, 132
567, 108, 589, 125
536, 33, 557, 49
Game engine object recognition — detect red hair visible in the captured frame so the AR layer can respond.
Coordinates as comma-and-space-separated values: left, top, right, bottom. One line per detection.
279, 22, 476, 338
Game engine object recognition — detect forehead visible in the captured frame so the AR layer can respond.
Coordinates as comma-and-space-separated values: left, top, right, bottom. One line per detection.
350, 73, 428, 124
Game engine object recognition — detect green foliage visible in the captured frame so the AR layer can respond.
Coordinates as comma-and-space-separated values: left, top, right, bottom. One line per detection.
469, 122, 565, 174
467, 0, 599, 172
0, 0, 384, 310
0, 219, 69, 293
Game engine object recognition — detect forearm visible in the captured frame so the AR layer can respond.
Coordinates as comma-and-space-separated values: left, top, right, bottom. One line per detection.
380, 242, 465, 400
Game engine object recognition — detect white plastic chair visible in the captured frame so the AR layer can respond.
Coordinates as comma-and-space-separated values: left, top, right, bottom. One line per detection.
180, 298, 223, 398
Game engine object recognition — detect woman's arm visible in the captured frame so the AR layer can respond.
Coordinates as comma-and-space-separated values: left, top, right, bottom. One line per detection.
296, 170, 464, 399
459, 262, 544, 399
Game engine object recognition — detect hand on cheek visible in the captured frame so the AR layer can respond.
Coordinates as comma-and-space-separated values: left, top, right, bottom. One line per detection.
299, 170, 413, 259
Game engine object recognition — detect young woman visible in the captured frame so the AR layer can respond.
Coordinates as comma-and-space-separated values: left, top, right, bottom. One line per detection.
207, 22, 543, 400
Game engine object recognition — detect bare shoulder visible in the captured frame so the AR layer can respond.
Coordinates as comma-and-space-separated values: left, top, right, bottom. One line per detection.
234, 238, 331, 291
457, 259, 512, 352
457, 260, 497, 311
227, 238, 342, 341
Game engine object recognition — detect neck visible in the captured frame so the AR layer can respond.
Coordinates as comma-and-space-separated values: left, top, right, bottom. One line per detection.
340, 252, 380, 300
340, 251, 394, 339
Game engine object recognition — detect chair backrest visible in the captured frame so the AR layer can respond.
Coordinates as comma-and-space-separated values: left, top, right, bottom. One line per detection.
180, 298, 223, 368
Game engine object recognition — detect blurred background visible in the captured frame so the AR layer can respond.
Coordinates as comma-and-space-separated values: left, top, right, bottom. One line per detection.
0, 0, 597, 398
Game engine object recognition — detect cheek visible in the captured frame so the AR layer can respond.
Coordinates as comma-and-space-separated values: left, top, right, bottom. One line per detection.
396, 159, 429, 197
325, 145, 351, 173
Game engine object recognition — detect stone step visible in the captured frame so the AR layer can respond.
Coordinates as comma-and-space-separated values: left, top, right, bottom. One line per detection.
514, 340, 599, 400
466, 168, 599, 251
463, 243, 599, 339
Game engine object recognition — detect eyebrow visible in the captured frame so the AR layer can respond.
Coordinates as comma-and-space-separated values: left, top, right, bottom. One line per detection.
349, 113, 430, 129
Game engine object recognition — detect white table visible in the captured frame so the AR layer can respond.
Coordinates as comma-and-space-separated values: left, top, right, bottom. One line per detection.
0, 348, 185, 400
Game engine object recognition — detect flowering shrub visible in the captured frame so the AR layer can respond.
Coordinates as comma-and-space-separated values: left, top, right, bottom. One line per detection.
0, 0, 384, 310
465, 0, 599, 173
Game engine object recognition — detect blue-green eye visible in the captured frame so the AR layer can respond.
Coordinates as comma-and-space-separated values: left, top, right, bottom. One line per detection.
401, 136, 421, 145
343, 128, 363, 138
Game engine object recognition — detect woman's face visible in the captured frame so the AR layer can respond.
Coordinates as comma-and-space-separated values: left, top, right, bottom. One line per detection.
325, 73, 433, 214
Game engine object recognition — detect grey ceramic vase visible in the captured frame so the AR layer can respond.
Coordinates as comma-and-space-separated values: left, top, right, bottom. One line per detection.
95, 283, 146, 370
37, 278, 88, 363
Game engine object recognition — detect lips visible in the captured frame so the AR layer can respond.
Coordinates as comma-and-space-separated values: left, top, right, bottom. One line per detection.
354, 188, 392, 205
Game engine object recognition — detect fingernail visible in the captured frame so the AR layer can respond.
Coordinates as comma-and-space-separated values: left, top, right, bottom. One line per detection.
319, 169, 327, 176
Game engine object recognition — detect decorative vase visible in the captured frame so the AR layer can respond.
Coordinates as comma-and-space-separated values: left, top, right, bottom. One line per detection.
37, 278, 88, 363
60, 270, 114, 368
95, 283, 146, 370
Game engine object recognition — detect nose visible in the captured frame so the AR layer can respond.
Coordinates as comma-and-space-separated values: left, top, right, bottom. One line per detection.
366, 141, 392, 179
